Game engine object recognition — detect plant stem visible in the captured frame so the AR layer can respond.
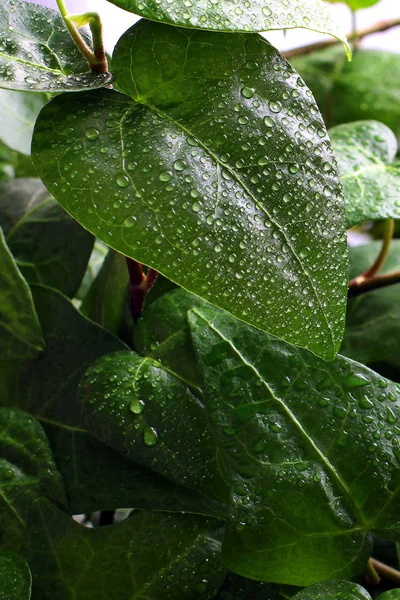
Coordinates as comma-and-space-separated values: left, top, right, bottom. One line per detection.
126, 259, 159, 321
348, 269, 400, 298
285, 18, 400, 58
351, 10, 359, 52
364, 558, 381, 585
372, 558, 400, 585
55, 0, 106, 73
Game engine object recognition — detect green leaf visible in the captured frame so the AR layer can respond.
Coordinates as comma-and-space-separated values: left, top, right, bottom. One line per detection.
45, 425, 226, 518
0, 0, 111, 92
0, 89, 47, 155
26, 498, 226, 600
81, 350, 229, 503
32, 20, 349, 361
216, 572, 279, 600
187, 299, 400, 585
0, 408, 67, 553
106, 0, 349, 50
292, 49, 400, 135
0, 552, 31, 600
0, 178, 94, 297
74, 239, 108, 302
330, 120, 400, 227
0, 227, 44, 359
291, 581, 370, 600
380, 591, 400, 600
81, 249, 130, 338
325, 0, 380, 9
341, 241, 400, 368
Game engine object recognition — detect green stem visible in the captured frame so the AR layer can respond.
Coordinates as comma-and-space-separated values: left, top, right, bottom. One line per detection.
364, 558, 381, 586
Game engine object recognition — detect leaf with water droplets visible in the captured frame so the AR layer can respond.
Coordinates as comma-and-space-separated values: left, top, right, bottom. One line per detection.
0, 178, 94, 297
0, 88, 46, 154
106, 0, 349, 52
185, 293, 400, 585
0, 408, 67, 553
330, 120, 400, 227
0, 227, 44, 359
32, 20, 348, 360
0, 552, 31, 599
0, 0, 111, 92
26, 498, 226, 600
291, 580, 371, 600
342, 240, 400, 370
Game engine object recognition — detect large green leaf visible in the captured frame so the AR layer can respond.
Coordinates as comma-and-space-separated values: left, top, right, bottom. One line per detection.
292, 49, 400, 135
0, 228, 43, 359
0, 408, 67, 553
106, 0, 349, 48
26, 499, 226, 600
186, 298, 400, 584
81, 350, 229, 503
0, 178, 94, 297
216, 572, 279, 599
32, 20, 348, 360
330, 121, 400, 227
0, 552, 31, 600
0, 0, 111, 92
0, 89, 47, 154
291, 581, 370, 600
341, 241, 400, 368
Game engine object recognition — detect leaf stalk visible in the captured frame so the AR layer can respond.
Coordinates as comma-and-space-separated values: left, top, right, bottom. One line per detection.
126, 259, 159, 321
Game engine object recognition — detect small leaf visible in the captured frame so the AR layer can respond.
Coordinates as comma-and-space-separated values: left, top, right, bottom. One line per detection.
0, 228, 44, 359
106, 0, 349, 51
0, 552, 31, 600
0, 408, 67, 553
330, 120, 400, 227
0, 89, 47, 154
32, 20, 349, 360
342, 241, 400, 368
26, 498, 226, 600
380, 591, 400, 600
325, 0, 380, 9
291, 580, 371, 600
0, 0, 111, 92
0, 178, 94, 297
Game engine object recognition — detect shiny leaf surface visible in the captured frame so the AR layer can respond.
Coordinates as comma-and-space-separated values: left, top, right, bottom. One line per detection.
0, 552, 31, 600
291, 581, 370, 600
32, 21, 348, 360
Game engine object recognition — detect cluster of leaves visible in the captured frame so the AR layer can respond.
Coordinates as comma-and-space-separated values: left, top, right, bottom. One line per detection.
1, 0, 400, 597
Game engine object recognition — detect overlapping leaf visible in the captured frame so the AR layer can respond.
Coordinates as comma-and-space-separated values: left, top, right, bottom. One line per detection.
292, 580, 400, 600
0, 0, 111, 92
0, 89, 47, 154
26, 499, 226, 600
326, 0, 380, 9
32, 20, 348, 360
0, 552, 31, 600
0, 228, 43, 359
106, 0, 349, 49
0, 178, 94, 297
330, 121, 400, 227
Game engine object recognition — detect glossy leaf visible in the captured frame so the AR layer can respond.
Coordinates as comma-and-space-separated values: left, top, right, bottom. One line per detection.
74, 239, 108, 302
32, 20, 348, 360
341, 241, 400, 368
291, 581, 370, 600
0, 89, 47, 154
187, 297, 400, 584
27, 498, 226, 600
0, 178, 94, 297
216, 572, 279, 600
380, 592, 400, 600
0, 408, 67, 553
0, 0, 111, 92
325, 0, 380, 9
81, 350, 229, 503
106, 0, 349, 49
0, 552, 31, 600
0, 228, 44, 359
330, 121, 400, 227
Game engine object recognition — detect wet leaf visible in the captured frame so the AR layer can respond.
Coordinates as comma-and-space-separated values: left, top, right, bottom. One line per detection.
106, 0, 349, 49
291, 580, 370, 600
0, 552, 31, 600
330, 120, 400, 227
32, 20, 348, 360
0, 408, 67, 553
26, 498, 226, 600
0, 228, 43, 359
0, 0, 111, 92
0, 89, 47, 155
0, 178, 94, 297
325, 0, 380, 9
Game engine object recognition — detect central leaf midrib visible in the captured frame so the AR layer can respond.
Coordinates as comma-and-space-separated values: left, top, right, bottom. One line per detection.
131, 99, 334, 348
192, 308, 368, 530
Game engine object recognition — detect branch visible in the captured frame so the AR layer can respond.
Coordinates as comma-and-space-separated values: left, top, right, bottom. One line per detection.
285, 18, 400, 59
126, 259, 159, 321
348, 269, 400, 298
372, 558, 400, 585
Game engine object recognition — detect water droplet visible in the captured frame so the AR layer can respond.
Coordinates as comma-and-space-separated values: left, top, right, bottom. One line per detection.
143, 426, 158, 447
159, 171, 172, 182
269, 101, 282, 113
241, 86, 255, 99
24, 75, 39, 84
173, 159, 186, 171
343, 373, 369, 389
116, 173, 130, 188
85, 127, 99, 140
264, 116, 274, 127
130, 398, 145, 414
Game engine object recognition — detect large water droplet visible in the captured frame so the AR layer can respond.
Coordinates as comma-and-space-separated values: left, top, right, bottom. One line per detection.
343, 373, 369, 389
143, 426, 158, 447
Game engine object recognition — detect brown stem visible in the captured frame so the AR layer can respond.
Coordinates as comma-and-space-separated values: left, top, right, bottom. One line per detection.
364, 558, 381, 586
372, 558, 400, 585
126, 259, 159, 321
284, 18, 400, 59
348, 269, 400, 298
